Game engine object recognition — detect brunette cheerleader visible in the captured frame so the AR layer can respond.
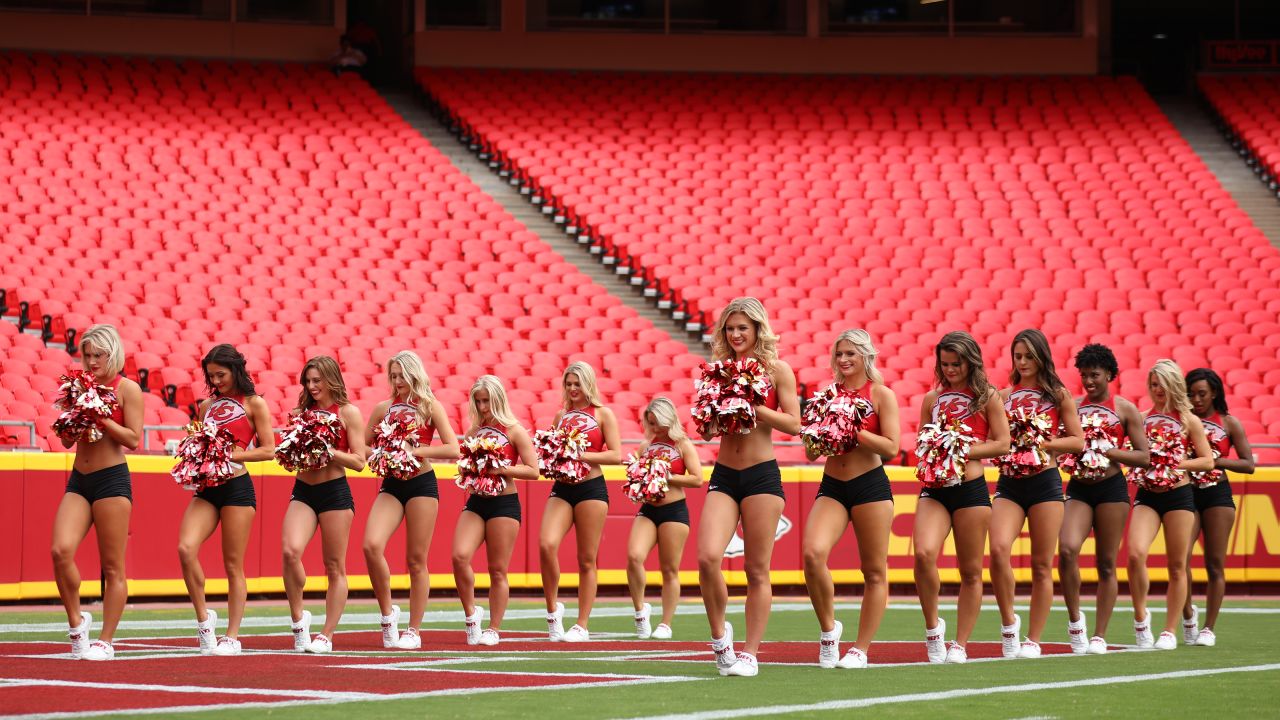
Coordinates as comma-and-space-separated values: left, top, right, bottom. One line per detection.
451, 376, 538, 646
177, 345, 275, 656
51, 325, 143, 661
913, 331, 1011, 664
802, 330, 900, 669
362, 352, 460, 650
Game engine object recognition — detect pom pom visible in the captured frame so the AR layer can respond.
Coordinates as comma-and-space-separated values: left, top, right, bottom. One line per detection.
800, 384, 874, 457
915, 419, 978, 488
1130, 425, 1187, 490
996, 406, 1054, 476
170, 420, 238, 492
691, 358, 774, 438
456, 436, 512, 497
623, 451, 671, 503
368, 414, 422, 480
50, 370, 120, 444
274, 409, 344, 473
1188, 445, 1224, 488
1059, 413, 1115, 480
534, 426, 590, 484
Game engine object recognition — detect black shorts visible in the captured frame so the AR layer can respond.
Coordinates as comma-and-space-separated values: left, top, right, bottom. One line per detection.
637, 498, 690, 527
1134, 484, 1196, 517
464, 493, 522, 523
1192, 480, 1235, 512
994, 468, 1065, 511
1065, 472, 1130, 508
919, 476, 991, 514
549, 475, 609, 506
708, 460, 785, 503
380, 469, 439, 504
290, 476, 355, 514
815, 466, 893, 509
66, 463, 132, 503
195, 473, 257, 509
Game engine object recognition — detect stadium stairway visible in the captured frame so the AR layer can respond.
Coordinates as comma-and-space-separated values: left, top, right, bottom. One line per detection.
1158, 95, 1280, 250
378, 89, 709, 360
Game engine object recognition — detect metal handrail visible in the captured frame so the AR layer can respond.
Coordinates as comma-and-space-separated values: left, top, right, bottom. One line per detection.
0, 420, 37, 448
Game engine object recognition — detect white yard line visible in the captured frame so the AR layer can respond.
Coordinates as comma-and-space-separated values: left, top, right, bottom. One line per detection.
0, 677, 379, 700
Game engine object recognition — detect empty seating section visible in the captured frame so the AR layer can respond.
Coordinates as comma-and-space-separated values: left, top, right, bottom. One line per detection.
421, 70, 1280, 462
1200, 75, 1280, 189
0, 53, 708, 455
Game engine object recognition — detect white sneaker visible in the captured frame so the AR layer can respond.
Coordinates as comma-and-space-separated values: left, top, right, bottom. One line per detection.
924, 618, 947, 664
944, 642, 968, 664
563, 624, 590, 642
306, 634, 333, 654
1195, 628, 1216, 647
197, 609, 218, 655
1068, 614, 1088, 655
818, 620, 843, 669
1134, 614, 1154, 649
712, 621, 737, 676
836, 646, 867, 669
211, 636, 242, 656
725, 652, 758, 677
1001, 614, 1022, 658
1018, 639, 1042, 659
547, 602, 566, 641
291, 610, 312, 652
1183, 605, 1200, 645
478, 628, 500, 646
83, 640, 114, 661
68, 611, 92, 659
381, 605, 401, 649
1154, 631, 1178, 650
634, 603, 653, 639
395, 628, 421, 650
1087, 635, 1108, 655
464, 607, 484, 645
652, 623, 672, 640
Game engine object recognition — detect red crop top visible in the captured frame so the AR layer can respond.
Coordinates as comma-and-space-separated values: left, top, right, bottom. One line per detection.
387, 401, 436, 446
475, 424, 517, 463
932, 387, 989, 441
558, 406, 604, 452
646, 437, 685, 476
1077, 395, 1127, 447
205, 395, 257, 450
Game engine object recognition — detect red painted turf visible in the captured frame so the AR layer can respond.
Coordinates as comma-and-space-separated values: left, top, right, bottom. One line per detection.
0, 685, 301, 715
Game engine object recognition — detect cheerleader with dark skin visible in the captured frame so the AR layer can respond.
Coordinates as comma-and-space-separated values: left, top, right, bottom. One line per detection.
991, 329, 1084, 659
802, 330, 900, 670
51, 324, 143, 662
913, 331, 1011, 665
178, 344, 275, 657
1057, 344, 1149, 655
1180, 368, 1254, 647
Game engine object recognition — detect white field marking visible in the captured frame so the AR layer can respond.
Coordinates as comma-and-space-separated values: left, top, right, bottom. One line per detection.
618, 644, 1135, 670
616, 663, 1280, 720
0, 673, 705, 720
325, 660, 699, 680
0, 677, 380, 700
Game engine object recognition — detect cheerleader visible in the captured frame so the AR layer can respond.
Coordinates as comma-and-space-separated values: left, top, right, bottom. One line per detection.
1127, 360, 1214, 650
281, 356, 367, 653
990, 330, 1084, 659
361, 352, 460, 650
697, 297, 801, 678
802, 330, 900, 669
913, 331, 1010, 664
626, 397, 704, 640
177, 345, 275, 657
451, 376, 538, 646
1181, 368, 1254, 647
1058, 344, 1149, 655
539, 362, 622, 642
51, 324, 142, 661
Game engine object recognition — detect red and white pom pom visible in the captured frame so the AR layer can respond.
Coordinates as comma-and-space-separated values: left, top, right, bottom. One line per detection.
534, 426, 590, 484
915, 419, 977, 489
691, 358, 774, 438
800, 384, 874, 457
1188, 445, 1224, 488
622, 452, 671, 503
274, 409, 344, 473
368, 414, 422, 481
1060, 413, 1115, 480
1131, 426, 1187, 490
996, 406, 1054, 476
456, 436, 512, 497
170, 420, 238, 492
51, 370, 120, 444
